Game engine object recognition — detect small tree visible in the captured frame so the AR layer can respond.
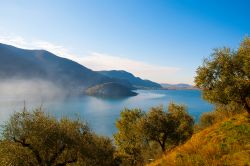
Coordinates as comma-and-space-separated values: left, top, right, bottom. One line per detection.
0, 108, 116, 166
113, 108, 145, 166
195, 37, 250, 114
114, 104, 194, 165
168, 103, 195, 145
139, 106, 173, 152
140, 103, 194, 152
199, 112, 216, 129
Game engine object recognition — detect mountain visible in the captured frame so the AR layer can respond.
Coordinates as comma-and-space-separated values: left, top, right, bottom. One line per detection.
85, 82, 137, 97
0, 43, 133, 94
97, 70, 162, 89
161, 83, 195, 89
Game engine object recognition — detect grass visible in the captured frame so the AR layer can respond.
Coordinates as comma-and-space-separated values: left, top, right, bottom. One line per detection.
148, 113, 250, 166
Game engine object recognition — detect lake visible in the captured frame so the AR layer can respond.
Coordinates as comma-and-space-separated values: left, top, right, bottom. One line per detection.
0, 89, 213, 137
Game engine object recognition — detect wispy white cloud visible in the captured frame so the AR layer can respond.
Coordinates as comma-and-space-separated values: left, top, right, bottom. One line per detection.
79, 52, 181, 83
0, 35, 31, 49
0, 35, 76, 60
0, 34, 182, 83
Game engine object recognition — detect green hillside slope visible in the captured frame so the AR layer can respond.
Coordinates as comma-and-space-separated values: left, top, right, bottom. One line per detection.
149, 113, 250, 166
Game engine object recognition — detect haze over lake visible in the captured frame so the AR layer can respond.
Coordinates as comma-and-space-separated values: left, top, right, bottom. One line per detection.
0, 89, 213, 136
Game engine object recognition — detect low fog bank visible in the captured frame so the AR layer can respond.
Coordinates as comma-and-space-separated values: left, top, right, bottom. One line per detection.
0, 78, 79, 128
0, 78, 70, 102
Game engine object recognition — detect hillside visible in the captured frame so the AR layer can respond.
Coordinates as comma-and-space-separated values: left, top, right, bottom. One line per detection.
98, 70, 162, 89
85, 82, 137, 97
0, 43, 132, 93
148, 113, 250, 166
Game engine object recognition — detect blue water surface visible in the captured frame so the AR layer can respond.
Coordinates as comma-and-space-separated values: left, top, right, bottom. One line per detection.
0, 90, 213, 137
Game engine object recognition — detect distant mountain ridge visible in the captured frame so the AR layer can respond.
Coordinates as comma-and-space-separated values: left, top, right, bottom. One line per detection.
161, 83, 196, 89
98, 70, 162, 89
0, 43, 161, 97
0, 43, 114, 91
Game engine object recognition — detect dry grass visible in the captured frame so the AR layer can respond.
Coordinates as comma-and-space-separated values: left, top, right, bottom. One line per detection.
148, 113, 250, 166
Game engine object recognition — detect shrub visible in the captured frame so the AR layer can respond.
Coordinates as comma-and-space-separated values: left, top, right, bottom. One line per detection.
0, 108, 116, 166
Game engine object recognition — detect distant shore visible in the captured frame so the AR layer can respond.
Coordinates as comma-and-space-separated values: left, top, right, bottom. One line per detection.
160, 87, 200, 90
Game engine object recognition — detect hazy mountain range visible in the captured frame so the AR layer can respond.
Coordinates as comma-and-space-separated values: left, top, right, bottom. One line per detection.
161, 83, 195, 89
0, 43, 112, 89
0, 43, 162, 97
98, 70, 162, 89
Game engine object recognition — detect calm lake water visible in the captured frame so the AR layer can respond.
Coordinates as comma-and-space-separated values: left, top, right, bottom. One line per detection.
0, 90, 213, 137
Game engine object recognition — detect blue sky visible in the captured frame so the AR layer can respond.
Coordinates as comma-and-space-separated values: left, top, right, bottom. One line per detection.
0, 0, 249, 84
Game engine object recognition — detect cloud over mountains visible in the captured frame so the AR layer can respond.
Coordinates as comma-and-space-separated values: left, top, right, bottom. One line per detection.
0, 34, 181, 83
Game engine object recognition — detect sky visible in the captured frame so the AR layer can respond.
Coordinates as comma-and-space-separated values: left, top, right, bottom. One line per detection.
0, 0, 249, 84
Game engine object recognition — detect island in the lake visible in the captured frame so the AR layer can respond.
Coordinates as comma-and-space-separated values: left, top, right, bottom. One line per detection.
85, 82, 138, 97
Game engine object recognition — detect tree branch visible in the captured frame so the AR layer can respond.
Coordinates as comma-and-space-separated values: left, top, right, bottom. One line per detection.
156, 137, 165, 152
13, 137, 42, 165
48, 144, 66, 166
244, 97, 250, 114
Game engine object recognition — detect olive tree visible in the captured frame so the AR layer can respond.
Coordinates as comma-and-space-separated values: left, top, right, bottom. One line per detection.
114, 103, 194, 166
195, 37, 250, 114
113, 108, 145, 166
0, 108, 116, 166
140, 103, 194, 152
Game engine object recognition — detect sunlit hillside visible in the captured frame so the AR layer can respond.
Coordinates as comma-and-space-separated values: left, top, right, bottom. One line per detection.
148, 113, 250, 166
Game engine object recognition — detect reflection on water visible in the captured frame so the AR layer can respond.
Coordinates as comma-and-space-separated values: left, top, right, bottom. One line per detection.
0, 90, 213, 137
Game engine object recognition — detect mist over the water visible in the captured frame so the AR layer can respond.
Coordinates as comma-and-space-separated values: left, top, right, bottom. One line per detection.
0, 78, 68, 102
0, 81, 213, 136
0, 78, 70, 124
0, 78, 213, 136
